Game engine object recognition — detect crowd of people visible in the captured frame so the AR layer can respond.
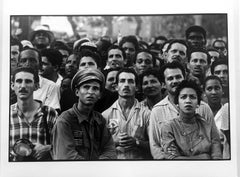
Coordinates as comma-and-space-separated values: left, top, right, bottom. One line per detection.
9, 23, 230, 161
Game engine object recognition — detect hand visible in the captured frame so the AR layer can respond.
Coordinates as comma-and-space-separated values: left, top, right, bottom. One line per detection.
32, 143, 51, 160
166, 143, 180, 156
119, 132, 136, 149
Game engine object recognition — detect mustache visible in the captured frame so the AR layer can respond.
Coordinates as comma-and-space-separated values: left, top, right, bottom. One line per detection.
19, 89, 28, 93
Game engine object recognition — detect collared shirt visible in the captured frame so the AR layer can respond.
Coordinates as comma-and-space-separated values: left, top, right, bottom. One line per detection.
160, 114, 222, 159
149, 95, 214, 159
102, 99, 151, 159
34, 76, 60, 110
10, 102, 58, 151
52, 104, 116, 160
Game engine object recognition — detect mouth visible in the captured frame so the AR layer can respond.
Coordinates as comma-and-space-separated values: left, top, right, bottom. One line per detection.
184, 105, 193, 109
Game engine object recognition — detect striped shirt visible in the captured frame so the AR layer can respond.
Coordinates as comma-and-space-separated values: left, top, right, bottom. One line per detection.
10, 102, 58, 151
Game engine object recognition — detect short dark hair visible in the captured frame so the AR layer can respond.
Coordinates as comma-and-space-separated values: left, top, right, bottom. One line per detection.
210, 58, 228, 75
165, 39, 188, 53
103, 67, 121, 79
159, 61, 186, 83
185, 25, 207, 40
203, 75, 223, 90
12, 67, 39, 83
10, 37, 23, 51
207, 47, 220, 53
174, 80, 202, 105
116, 67, 139, 85
188, 47, 211, 65
41, 48, 63, 67
51, 40, 72, 54
139, 68, 161, 87
107, 45, 126, 59
79, 49, 102, 68
119, 35, 139, 51
212, 39, 227, 48
135, 49, 156, 66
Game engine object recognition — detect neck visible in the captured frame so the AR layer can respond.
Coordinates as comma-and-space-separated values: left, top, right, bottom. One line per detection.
168, 93, 175, 105
17, 97, 35, 113
209, 102, 222, 115
46, 72, 58, 83
179, 111, 196, 123
77, 101, 93, 117
146, 94, 162, 108
118, 96, 135, 110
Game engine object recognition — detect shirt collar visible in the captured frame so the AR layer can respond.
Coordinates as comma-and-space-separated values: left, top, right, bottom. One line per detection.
72, 104, 101, 125
112, 99, 140, 110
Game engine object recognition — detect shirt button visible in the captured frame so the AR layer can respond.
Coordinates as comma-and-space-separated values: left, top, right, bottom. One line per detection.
190, 148, 193, 152
183, 132, 186, 135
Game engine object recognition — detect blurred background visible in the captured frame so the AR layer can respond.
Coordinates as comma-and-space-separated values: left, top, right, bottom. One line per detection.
10, 14, 227, 46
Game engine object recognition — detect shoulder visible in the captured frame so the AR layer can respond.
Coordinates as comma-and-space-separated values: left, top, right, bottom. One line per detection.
152, 96, 168, 109
101, 100, 117, 117
93, 111, 107, 124
40, 76, 58, 88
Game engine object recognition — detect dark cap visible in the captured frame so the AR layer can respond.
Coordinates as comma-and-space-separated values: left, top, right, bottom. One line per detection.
71, 68, 105, 92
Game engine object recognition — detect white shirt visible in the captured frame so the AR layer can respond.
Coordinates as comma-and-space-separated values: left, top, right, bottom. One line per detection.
34, 76, 60, 110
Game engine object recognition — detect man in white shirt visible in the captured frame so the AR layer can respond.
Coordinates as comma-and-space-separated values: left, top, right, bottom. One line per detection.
18, 48, 60, 111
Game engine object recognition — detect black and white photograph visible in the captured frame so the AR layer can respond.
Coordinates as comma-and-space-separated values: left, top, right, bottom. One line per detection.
1, 0, 239, 177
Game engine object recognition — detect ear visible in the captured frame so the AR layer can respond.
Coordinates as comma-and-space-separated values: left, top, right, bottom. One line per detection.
34, 83, 40, 91
75, 88, 79, 97
11, 82, 15, 91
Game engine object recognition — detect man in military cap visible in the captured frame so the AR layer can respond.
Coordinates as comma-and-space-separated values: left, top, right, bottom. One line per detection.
52, 68, 116, 160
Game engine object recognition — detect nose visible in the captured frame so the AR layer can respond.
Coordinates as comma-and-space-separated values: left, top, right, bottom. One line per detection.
185, 96, 192, 103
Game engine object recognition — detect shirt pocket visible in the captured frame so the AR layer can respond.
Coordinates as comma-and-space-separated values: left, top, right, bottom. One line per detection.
192, 134, 211, 153
73, 130, 84, 147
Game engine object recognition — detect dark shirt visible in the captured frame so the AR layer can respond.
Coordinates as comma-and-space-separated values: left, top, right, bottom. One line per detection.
52, 104, 117, 160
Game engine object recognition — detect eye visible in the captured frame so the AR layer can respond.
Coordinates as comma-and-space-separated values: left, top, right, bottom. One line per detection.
214, 71, 220, 75
180, 95, 187, 99
190, 95, 197, 99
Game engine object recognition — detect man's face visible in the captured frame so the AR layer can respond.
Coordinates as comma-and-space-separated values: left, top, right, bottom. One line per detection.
208, 51, 220, 64
178, 88, 198, 116
164, 68, 184, 95
65, 54, 78, 78
11, 45, 20, 72
60, 77, 72, 95
59, 49, 69, 64
213, 64, 228, 87
75, 80, 101, 106
105, 70, 118, 92
214, 41, 227, 56
142, 74, 162, 97
204, 79, 223, 105
117, 72, 136, 98
33, 31, 50, 47
11, 71, 36, 100
40, 56, 55, 77
107, 49, 125, 69
18, 49, 40, 72
78, 56, 97, 71
135, 52, 153, 75
122, 42, 136, 66
166, 43, 187, 64
188, 52, 208, 78
187, 32, 205, 48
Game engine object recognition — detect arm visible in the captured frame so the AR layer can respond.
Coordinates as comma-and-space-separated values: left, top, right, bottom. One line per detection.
52, 118, 85, 160
99, 122, 117, 160
149, 110, 165, 159
45, 83, 61, 110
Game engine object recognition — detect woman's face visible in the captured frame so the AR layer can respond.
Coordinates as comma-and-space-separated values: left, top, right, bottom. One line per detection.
204, 79, 223, 105
178, 87, 198, 116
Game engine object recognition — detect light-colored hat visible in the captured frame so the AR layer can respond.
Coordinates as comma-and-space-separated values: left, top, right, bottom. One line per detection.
73, 38, 90, 51
71, 68, 105, 92
21, 40, 34, 48
29, 25, 55, 43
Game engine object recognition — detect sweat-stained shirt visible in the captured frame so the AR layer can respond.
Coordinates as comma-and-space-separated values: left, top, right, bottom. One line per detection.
52, 104, 117, 160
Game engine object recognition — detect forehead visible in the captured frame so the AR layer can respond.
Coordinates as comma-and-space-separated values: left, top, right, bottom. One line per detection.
208, 51, 219, 56
214, 64, 228, 71
11, 45, 20, 51
108, 49, 122, 55
80, 56, 96, 63
122, 42, 135, 48
137, 52, 152, 59
188, 31, 204, 37
190, 52, 207, 59
107, 70, 118, 78
143, 74, 159, 81
15, 71, 34, 80
119, 72, 135, 80
179, 87, 197, 94
205, 79, 221, 86
214, 41, 225, 47
169, 42, 187, 50
67, 54, 77, 61
20, 50, 39, 59
164, 68, 183, 77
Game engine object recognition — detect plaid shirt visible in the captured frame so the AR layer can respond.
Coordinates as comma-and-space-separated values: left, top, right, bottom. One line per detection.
10, 102, 58, 151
